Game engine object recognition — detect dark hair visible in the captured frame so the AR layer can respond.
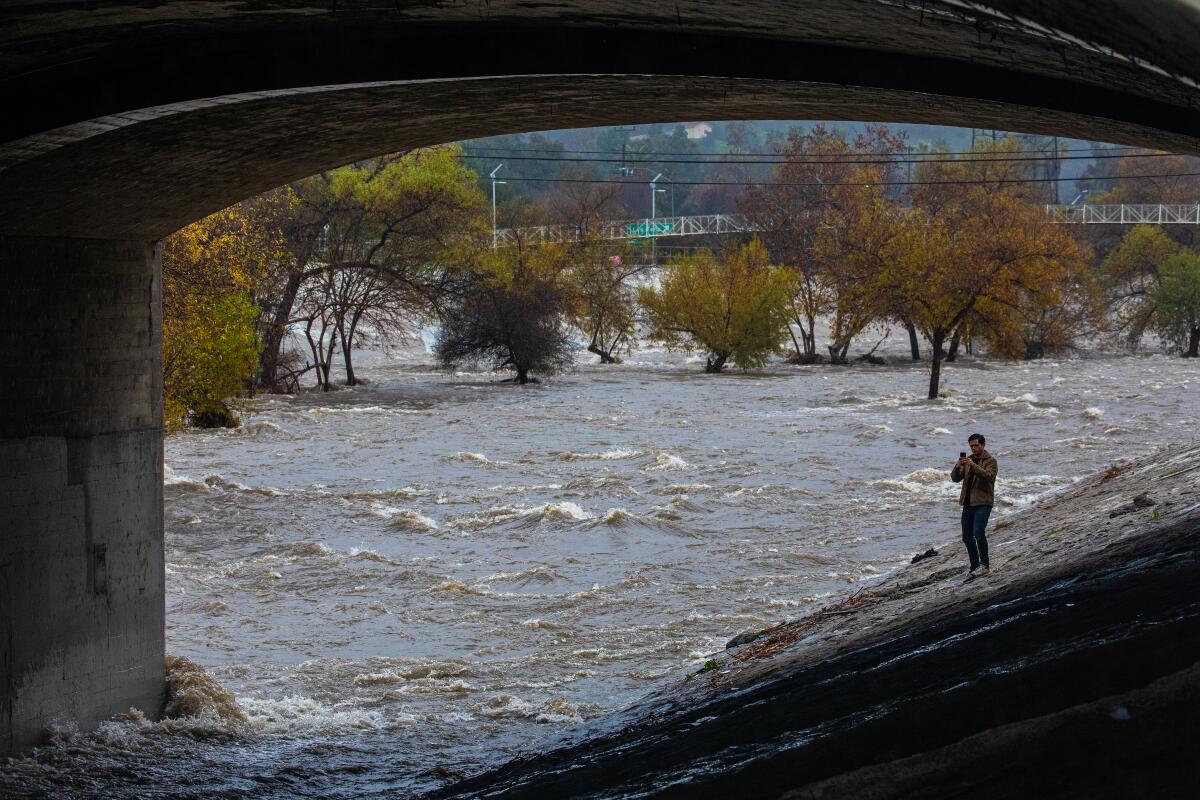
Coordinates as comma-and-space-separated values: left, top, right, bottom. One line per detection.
968, 433, 986, 445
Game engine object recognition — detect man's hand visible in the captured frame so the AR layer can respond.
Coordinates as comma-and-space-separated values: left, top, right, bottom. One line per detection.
956, 458, 972, 470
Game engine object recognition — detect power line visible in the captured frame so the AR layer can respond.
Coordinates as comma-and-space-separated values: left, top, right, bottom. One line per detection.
492, 170, 1200, 188
458, 143, 1150, 158
458, 151, 1188, 167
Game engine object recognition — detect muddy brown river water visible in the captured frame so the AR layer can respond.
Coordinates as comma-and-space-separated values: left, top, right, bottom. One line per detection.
2, 341, 1197, 798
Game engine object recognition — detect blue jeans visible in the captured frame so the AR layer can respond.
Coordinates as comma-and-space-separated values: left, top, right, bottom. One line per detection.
961, 505, 992, 570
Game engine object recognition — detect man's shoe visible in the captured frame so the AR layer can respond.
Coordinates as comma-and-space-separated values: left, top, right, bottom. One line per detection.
978, 566, 991, 576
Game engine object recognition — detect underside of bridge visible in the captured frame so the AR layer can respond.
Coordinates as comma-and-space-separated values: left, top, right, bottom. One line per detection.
2, 0, 1200, 758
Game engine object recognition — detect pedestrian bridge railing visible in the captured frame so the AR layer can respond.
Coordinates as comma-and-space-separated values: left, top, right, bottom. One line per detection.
495, 204, 1200, 247
1044, 203, 1200, 225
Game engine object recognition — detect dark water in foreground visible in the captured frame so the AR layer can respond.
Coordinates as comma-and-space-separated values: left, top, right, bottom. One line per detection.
3, 344, 1197, 798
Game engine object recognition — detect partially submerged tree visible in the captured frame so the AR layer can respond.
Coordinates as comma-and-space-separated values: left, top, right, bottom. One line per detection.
435, 242, 576, 384
543, 175, 643, 363
161, 203, 276, 427
1152, 250, 1200, 357
568, 241, 642, 363
743, 124, 907, 363
1100, 224, 1181, 349
816, 183, 905, 363
886, 167, 1088, 398
638, 239, 792, 373
254, 146, 485, 390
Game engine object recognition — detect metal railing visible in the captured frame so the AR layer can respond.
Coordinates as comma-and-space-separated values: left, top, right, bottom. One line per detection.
495, 213, 760, 246
1045, 203, 1200, 224
495, 203, 1200, 248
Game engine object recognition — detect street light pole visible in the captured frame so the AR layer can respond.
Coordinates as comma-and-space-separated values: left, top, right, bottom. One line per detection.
650, 173, 664, 264
490, 163, 505, 249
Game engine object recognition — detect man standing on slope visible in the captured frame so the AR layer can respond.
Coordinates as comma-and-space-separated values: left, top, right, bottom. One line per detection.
950, 433, 998, 578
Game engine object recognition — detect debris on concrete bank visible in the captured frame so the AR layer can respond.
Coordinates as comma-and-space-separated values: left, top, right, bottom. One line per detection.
725, 629, 763, 650
1109, 493, 1156, 518
910, 547, 938, 564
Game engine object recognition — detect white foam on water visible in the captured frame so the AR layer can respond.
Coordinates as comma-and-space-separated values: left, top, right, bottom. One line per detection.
238, 420, 288, 437
347, 548, 404, 566
202, 474, 287, 497
452, 502, 594, 530
369, 504, 439, 531
1083, 406, 1105, 419
901, 467, 948, 484
646, 452, 690, 471
238, 694, 401, 734
163, 465, 205, 489
476, 695, 583, 725
521, 618, 560, 630
664, 483, 713, 493
560, 449, 642, 461
292, 542, 333, 557
308, 405, 392, 415
600, 508, 635, 525
540, 502, 594, 522
450, 451, 508, 467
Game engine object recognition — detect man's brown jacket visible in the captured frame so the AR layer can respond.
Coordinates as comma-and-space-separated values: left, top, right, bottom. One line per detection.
950, 449, 998, 507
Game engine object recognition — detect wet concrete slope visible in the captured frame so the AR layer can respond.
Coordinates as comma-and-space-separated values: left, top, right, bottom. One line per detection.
435, 446, 1200, 799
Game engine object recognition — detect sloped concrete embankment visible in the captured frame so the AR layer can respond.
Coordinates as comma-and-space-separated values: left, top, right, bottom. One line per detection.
434, 444, 1200, 799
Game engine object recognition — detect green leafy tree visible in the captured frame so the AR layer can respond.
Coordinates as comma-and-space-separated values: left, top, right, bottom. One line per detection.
568, 240, 641, 363
163, 294, 261, 429
1152, 250, 1200, 357
638, 239, 792, 373
1100, 225, 1181, 349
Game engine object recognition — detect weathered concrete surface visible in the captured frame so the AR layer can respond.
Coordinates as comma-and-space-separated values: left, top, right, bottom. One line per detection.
433, 445, 1200, 798
785, 662, 1200, 800
3, 2, 1200, 238
0, 237, 164, 754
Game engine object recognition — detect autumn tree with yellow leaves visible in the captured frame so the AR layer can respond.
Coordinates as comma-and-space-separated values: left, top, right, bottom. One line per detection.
742, 124, 907, 363
161, 199, 291, 428
885, 139, 1089, 398
638, 239, 793, 373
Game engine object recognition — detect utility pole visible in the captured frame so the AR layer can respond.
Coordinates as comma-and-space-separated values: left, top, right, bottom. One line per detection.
1052, 135, 1061, 204
490, 164, 505, 250
613, 126, 635, 177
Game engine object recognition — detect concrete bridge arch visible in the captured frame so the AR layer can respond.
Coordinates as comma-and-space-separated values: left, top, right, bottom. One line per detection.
3, 0, 1200, 756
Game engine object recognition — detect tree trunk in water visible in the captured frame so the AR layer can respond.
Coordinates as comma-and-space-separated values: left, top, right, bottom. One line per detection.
792, 316, 816, 358
827, 340, 851, 365
257, 270, 304, 392
705, 353, 728, 373
516, 367, 530, 384
803, 322, 816, 357
342, 345, 356, 385
321, 333, 337, 391
1187, 326, 1200, 357
588, 343, 616, 364
906, 322, 920, 361
787, 326, 804, 361
928, 331, 945, 400
945, 328, 962, 362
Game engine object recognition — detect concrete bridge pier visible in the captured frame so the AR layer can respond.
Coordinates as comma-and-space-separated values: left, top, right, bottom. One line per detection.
0, 236, 164, 753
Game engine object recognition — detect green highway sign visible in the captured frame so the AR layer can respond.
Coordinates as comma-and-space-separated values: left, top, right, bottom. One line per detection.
626, 221, 674, 237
